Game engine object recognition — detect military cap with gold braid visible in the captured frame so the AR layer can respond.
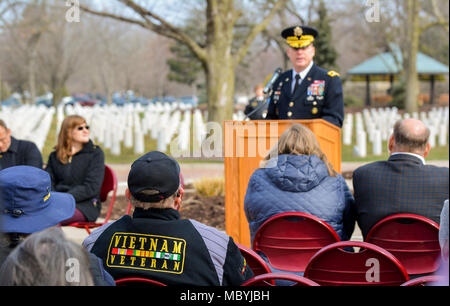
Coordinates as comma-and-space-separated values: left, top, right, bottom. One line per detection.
281, 25, 318, 49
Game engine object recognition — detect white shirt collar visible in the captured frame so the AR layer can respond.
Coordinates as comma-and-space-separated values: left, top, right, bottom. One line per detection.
391, 152, 426, 165
292, 61, 314, 81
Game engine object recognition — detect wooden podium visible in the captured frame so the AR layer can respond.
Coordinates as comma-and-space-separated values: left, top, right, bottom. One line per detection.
224, 119, 341, 248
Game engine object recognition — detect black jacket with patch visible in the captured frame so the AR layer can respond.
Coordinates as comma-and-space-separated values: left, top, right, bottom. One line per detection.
86, 208, 253, 286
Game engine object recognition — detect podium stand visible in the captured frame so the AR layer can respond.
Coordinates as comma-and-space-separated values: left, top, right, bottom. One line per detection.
224, 119, 341, 247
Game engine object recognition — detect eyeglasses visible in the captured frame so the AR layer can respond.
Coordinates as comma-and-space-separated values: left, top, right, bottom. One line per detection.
76, 125, 90, 131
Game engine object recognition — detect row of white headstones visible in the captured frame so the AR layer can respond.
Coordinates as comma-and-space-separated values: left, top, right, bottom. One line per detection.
344, 107, 449, 157
1, 104, 448, 158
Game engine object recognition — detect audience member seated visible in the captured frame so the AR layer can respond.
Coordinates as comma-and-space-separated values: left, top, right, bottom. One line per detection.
0, 119, 43, 170
433, 200, 449, 286
0, 227, 96, 286
83, 151, 254, 286
244, 123, 356, 244
45, 115, 105, 225
353, 118, 449, 239
0, 165, 114, 286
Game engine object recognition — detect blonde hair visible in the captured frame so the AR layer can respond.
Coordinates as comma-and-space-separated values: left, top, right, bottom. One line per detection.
262, 123, 337, 177
55, 115, 86, 164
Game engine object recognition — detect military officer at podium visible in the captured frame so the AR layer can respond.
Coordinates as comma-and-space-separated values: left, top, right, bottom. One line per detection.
266, 25, 344, 128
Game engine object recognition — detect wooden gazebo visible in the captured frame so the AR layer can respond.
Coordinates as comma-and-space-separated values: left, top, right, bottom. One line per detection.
347, 47, 449, 106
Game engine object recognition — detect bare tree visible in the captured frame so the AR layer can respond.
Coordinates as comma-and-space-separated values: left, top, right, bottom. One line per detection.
78, 0, 288, 123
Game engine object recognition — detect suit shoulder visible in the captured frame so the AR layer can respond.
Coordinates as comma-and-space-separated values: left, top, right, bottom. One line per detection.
354, 161, 386, 175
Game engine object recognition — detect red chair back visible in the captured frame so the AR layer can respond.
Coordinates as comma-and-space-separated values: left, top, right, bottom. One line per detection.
401, 275, 445, 286
304, 241, 409, 286
365, 213, 441, 276
236, 243, 271, 276
115, 277, 167, 286
101, 165, 118, 223
253, 212, 340, 272
241, 273, 320, 286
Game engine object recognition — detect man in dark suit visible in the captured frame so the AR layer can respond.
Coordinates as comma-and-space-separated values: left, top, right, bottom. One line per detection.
266, 25, 344, 128
0, 119, 43, 170
353, 118, 449, 239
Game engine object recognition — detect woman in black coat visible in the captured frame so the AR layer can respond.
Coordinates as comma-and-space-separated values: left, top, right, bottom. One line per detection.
46, 115, 105, 224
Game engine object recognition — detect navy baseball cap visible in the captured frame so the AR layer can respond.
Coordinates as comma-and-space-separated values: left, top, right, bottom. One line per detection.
128, 151, 180, 203
0, 166, 75, 234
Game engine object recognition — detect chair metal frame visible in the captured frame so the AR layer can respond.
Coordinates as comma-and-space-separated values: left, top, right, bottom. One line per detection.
241, 272, 320, 286
236, 243, 272, 276
115, 277, 167, 286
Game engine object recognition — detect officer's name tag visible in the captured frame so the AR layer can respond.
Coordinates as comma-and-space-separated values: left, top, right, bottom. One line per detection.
107, 232, 186, 274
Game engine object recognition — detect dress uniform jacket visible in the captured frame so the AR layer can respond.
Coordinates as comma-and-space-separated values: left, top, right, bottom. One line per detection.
353, 153, 449, 239
266, 64, 344, 128
84, 208, 253, 286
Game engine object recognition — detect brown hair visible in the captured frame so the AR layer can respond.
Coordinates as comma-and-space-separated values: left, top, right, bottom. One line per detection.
0, 119, 7, 129
55, 115, 86, 164
262, 123, 337, 177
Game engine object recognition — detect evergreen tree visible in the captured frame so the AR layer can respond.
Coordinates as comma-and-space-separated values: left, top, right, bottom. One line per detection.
310, 0, 338, 71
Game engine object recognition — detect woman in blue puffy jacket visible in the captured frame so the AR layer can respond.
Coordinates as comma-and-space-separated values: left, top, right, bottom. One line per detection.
244, 123, 356, 244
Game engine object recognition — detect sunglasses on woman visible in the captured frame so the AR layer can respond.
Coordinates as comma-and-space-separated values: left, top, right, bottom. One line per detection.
76, 125, 90, 131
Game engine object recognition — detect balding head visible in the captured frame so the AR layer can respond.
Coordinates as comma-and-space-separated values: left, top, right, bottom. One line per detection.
389, 118, 431, 157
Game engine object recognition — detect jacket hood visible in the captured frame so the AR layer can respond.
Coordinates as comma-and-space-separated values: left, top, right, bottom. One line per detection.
263, 154, 329, 192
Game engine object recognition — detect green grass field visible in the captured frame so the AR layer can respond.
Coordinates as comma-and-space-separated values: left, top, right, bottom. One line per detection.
41, 114, 449, 164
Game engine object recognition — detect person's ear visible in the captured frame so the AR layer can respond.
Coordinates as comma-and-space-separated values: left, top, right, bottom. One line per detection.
125, 188, 131, 200
388, 135, 395, 153
423, 142, 431, 158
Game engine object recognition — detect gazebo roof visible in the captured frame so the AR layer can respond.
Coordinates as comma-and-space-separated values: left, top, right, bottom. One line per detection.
347, 48, 449, 76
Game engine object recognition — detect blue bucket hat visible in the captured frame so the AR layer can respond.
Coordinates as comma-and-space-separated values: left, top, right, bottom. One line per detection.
0, 166, 75, 234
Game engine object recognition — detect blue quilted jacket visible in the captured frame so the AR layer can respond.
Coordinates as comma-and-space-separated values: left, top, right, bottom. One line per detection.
244, 154, 356, 243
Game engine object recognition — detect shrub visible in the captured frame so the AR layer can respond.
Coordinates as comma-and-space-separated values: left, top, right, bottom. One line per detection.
193, 177, 225, 197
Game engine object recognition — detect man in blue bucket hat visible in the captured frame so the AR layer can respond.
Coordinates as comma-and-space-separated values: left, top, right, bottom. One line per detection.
0, 165, 76, 261
0, 165, 115, 286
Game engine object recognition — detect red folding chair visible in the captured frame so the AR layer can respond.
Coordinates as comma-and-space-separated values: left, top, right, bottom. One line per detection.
115, 277, 167, 286
236, 243, 271, 276
253, 212, 340, 272
241, 273, 320, 286
401, 275, 446, 286
68, 165, 118, 234
365, 213, 441, 276
304, 241, 409, 286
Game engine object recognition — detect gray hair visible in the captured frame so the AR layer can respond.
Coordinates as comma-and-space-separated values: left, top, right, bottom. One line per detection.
0, 227, 94, 286
130, 188, 179, 210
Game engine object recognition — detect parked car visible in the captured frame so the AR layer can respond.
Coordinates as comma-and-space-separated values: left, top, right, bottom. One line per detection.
1, 94, 22, 107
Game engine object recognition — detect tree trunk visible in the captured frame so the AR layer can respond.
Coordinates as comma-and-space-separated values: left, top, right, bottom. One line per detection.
404, 0, 420, 113
205, 55, 235, 123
